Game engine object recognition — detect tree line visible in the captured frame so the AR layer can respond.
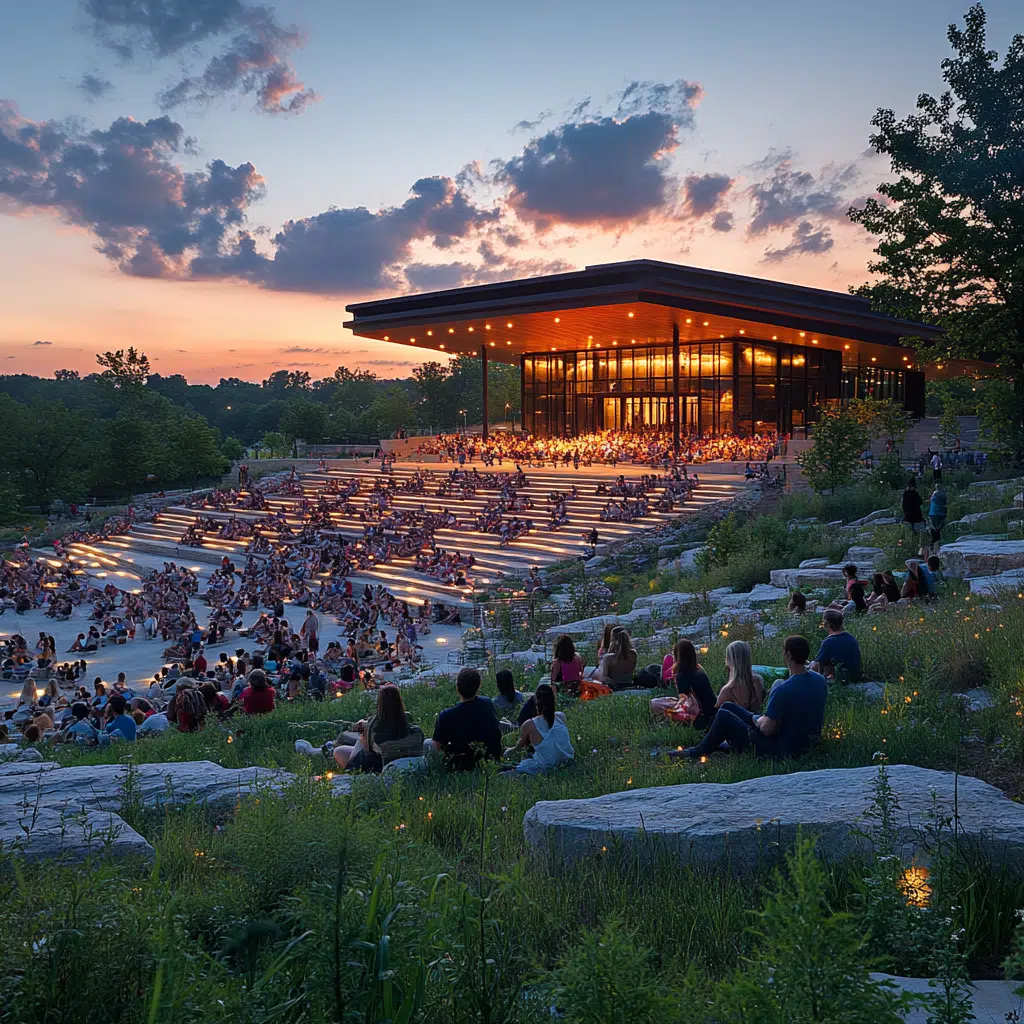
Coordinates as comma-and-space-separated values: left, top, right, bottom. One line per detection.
0, 348, 521, 516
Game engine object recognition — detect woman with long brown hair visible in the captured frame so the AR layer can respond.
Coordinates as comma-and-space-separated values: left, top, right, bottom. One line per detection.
333, 684, 412, 772
672, 639, 716, 728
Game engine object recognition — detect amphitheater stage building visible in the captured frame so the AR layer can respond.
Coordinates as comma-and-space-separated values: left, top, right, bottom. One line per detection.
346, 259, 946, 448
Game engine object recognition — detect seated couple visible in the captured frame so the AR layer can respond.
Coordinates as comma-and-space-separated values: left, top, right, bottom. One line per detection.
655, 639, 765, 729
432, 668, 574, 775
671, 635, 826, 761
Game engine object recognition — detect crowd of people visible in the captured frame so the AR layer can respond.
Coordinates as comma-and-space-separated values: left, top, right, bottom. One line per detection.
418, 430, 781, 468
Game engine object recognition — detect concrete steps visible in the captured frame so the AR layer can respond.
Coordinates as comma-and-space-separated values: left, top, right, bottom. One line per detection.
67, 461, 740, 608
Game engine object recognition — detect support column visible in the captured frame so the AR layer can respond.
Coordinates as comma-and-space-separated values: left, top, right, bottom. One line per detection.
672, 323, 681, 461
480, 343, 489, 441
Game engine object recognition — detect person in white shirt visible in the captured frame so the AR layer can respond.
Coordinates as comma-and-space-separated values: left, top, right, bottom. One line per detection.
505, 683, 574, 775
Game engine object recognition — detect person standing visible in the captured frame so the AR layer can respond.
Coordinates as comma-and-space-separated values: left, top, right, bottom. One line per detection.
928, 481, 948, 552
901, 478, 924, 538
931, 450, 943, 482
301, 608, 320, 655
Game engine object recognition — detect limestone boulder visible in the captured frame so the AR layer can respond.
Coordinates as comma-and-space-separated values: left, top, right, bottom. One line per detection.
875, 975, 1024, 1024
0, 744, 43, 763
1015, 492, 1023, 509
847, 510, 893, 529
843, 546, 885, 567
716, 583, 789, 609
936, 539, 1024, 578
1, 805, 154, 863
543, 607, 652, 641
949, 508, 1017, 528
798, 557, 829, 569
848, 681, 886, 702
523, 765, 1024, 874
770, 566, 846, 589
632, 591, 696, 613
968, 568, 1024, 596
382, 756, 427, 775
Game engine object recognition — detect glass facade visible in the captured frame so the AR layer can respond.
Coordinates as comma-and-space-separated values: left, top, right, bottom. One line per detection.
521, 340, 896, 437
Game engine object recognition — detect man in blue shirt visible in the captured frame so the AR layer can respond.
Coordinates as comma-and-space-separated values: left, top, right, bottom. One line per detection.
674, 636, 827, 760
104, 694, 137, 742
810, 610, 862, 683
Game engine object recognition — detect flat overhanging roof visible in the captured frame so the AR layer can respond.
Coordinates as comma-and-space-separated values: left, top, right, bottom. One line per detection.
345, 259, 942, 368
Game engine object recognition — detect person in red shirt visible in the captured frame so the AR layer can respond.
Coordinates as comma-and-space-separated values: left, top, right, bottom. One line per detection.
192, 647, 208, 677
240, 669, 275, 715
200, 682, 231, 719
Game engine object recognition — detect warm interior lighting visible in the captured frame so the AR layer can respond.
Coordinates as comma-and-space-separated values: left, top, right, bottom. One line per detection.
871, 356, 877, 362
587, 335, 593, 341
772, 335, 778, 340
902, 355, 908, 360
554, 316, 561, 322
485, 324, 491, 330
793, 355, 806, 367
448, 327, 454, 333
702, 321, 709, 326
631, 339, 636, 344
383, 335, 389, 341
438, 343, 444, 349
506, 340, 511, 345
506, 322, 513, 328
811, 339, 819, 344
410, 337, 415, 342
551, 346, 556, 351
612, 340, 618, 345
844, 344, 850, 350
685, 318, 692, 324
489, 341, 495, 347
628, 311, 635, 318
799, 331, 806, 337
426, 330, 433, 336
468, 326, 474, 332
739, 329, 745, 334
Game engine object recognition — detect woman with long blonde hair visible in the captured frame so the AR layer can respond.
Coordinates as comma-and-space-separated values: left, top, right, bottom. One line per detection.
716, 640, 764, 712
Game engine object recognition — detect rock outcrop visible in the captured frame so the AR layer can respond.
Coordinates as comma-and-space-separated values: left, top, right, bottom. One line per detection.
523, 765, 1024, 874
936, 539, 1024, 578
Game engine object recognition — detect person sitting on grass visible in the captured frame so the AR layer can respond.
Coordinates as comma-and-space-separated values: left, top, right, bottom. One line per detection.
715, 640, 764, 712
493, 668, 528, 716
918, 555, 942, 600
592, 627, 638, 690
104, 693, 137, 742
240, 668, 275, 715
505, 682, 574, 775
62, 701, 98, 742
787, 592, 807, 614
334, 684, 414, 772
809, 609, 861, 682
550, 634, 584, 695
670, 635, 826, 761
672, 639, 717, 729
430, 667, 503, 771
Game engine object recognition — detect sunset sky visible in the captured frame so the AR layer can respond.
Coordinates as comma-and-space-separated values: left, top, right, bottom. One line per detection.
1, 0, 1019, 384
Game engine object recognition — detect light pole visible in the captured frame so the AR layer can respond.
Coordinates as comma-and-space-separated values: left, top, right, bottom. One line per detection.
459, 409, 467, 434
504, 402, 510, 431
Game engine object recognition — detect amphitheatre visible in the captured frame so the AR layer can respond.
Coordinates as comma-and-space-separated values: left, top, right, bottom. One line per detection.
3, 4, 1024, 1013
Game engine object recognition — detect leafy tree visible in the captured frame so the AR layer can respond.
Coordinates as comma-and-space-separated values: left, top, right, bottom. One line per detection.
279, 399, 329, 446
259, 431, 290, 457
221, 435, 246, 461
797, 402, 870, 493
169, 414, 229, 486
850, 4, 1024, 419
412, 361, 454, 428
96, 347, 151, 388
0, 397, 86, 511
937, 399, 962, 448
364, 385, 416, 437
848, 396, 911, 446
262, 369, 312, 393
91, 412, 164, 497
